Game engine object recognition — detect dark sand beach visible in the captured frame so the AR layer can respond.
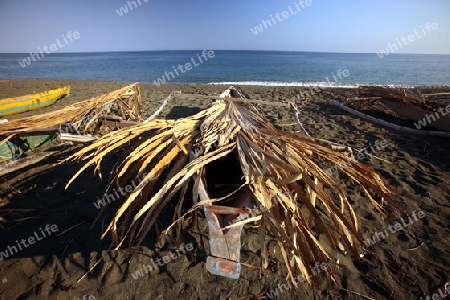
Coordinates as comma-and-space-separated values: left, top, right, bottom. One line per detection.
0, 80, 449, 300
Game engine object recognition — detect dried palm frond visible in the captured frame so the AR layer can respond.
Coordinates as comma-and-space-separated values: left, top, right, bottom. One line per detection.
359, 86, 431, 110
0, 83, 141, 164
64, 90, 398, 288
0, 83, 141, 139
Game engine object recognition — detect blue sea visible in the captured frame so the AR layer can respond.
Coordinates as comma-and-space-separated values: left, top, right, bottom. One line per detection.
0, 51, 449, 86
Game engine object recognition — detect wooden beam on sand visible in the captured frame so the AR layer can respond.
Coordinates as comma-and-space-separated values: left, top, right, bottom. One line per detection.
144, 93, 173, 122
329, 99, 450, 138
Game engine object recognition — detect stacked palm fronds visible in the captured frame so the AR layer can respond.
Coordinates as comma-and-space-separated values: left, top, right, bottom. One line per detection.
64, 91, 397, 287
0, 83, 141, 164
0, 83, 141, 139
359, 86, 432, 110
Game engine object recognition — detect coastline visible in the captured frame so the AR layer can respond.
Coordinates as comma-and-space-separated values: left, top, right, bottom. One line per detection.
1, 79, 449, 120
2, 51, 450, 86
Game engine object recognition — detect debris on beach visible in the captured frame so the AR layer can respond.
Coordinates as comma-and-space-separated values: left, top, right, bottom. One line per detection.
330, 86, 450, 136
0, 83, 142, 169
64, 86, 399, 288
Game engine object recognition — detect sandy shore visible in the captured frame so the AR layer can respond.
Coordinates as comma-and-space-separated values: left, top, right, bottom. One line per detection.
0, 80, 449, 300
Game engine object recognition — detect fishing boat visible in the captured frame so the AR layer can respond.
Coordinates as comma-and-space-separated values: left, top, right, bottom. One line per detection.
0, 86, 71, 117
0, 83, 142, 166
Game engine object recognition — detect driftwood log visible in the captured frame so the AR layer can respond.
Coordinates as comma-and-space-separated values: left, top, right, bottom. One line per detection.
329, 99, 450, 137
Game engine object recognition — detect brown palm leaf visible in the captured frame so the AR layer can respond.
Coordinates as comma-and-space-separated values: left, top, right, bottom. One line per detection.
64, 93, 397, 288
0, 83, 141, 145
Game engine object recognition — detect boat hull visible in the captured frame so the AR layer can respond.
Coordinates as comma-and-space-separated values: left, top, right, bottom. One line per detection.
0, 86, 70, 117
0, 134, 56, 161
0, 83, 142, 165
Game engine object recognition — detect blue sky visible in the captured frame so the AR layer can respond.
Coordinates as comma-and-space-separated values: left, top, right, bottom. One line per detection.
0, 0, 449, 54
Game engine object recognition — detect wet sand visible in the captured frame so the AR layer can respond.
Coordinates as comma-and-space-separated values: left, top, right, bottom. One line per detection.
0, 80, 449, 300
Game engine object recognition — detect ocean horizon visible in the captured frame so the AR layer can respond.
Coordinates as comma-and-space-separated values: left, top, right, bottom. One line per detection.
1, 50, 449, 86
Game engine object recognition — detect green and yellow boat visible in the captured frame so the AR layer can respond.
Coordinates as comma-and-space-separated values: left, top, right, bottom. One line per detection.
0, 83, 142, 165
0, 86, 70, 117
